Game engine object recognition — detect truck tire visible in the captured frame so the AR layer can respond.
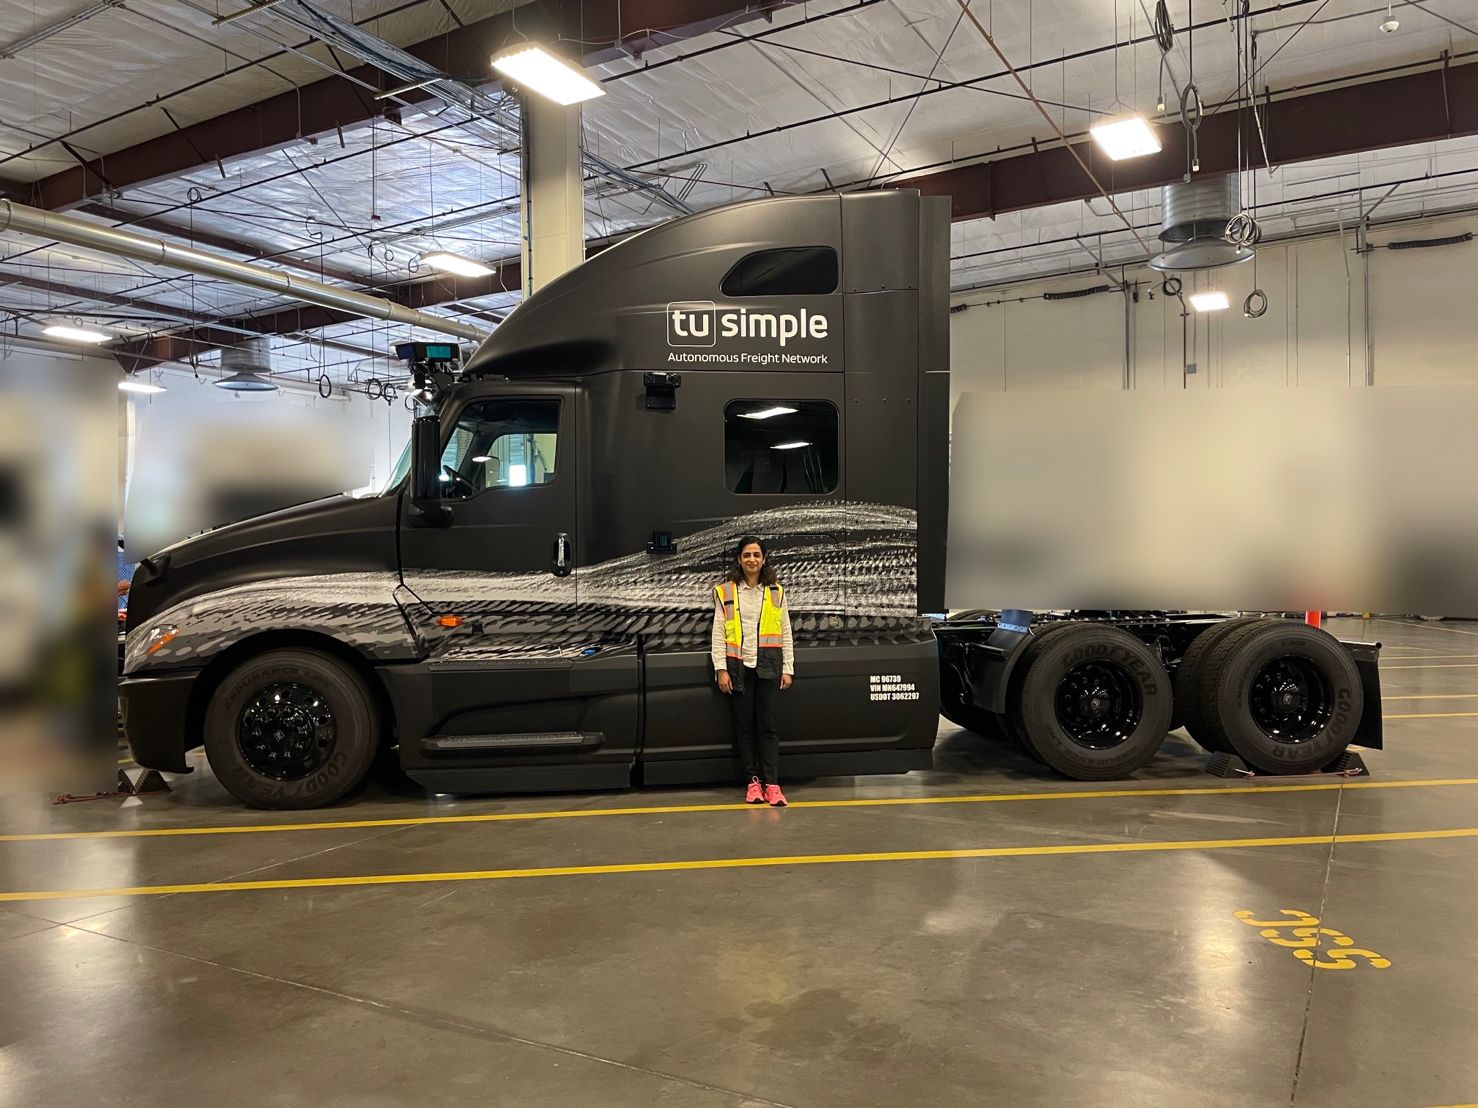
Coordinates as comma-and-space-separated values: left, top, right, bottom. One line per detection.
1005, 622, 1085, 763
1194, 621, 1363, 775
1011, 625, 1174, 780
203, 648, 380, 809
1175, 616, 1265, 752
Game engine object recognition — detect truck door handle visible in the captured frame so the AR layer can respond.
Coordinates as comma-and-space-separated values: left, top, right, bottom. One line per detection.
552, 532, 572, 577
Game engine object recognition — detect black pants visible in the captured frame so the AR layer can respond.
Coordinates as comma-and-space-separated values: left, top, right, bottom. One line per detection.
731, 667, 780, 784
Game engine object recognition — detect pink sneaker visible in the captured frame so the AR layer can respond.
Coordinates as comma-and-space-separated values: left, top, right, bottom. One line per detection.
745, 778, 765, 804
764, 784, 788, 808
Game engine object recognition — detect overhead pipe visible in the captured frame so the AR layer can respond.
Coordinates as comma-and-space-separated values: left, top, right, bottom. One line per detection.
0, 199, 488, 342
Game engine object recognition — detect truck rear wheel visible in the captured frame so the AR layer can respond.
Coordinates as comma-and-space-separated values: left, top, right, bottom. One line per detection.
1010, 625, 1173, 780
203, 648, 380, 809
1195, 622, 1363, 774
1174, 616, 1265, 752
1004, 622, 1085, 764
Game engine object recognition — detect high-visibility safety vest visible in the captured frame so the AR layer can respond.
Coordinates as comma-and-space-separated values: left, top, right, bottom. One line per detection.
715, 580, 785, 679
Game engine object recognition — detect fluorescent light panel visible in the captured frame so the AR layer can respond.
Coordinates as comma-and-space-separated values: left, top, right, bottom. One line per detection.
43, 324, 110, 343
771, 441, 812, 450
1189, 290, 1230, 312
421, 252, 494, 278
1089, 115, 1162, 161
118, 379, 166, 394
492, 45, 604, 106
739, 406, 797, 420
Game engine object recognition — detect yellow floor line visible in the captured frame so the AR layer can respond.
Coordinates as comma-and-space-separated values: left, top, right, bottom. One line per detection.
2, 826, 1474, 903
1383, 694, 1478, 701
1375, 654, 1478, 661
5, 777, 1478, 844
1375, 618, 1478, 639
1383, 711, 1478, 720
1382, 664, 1478, 670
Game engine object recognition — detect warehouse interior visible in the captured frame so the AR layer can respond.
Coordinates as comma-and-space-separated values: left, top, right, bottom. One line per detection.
2, 1, 1477, 1105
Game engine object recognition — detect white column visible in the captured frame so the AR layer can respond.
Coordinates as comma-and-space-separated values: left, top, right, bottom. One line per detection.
519, 96, 585, 296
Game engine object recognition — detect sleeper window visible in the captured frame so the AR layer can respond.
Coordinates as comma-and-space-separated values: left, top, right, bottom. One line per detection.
724, 400, 838, 495
721, 247, 838, 297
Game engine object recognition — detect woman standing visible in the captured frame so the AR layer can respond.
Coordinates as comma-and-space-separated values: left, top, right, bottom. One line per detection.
712, 536, 795, 806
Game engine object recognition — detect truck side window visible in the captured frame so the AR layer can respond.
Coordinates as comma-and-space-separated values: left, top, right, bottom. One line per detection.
721, 247, 838, 297
724, 400, 838, 495
439, 399, 559, 499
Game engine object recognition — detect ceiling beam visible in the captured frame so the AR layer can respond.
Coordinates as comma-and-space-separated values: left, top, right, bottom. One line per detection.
885, 62, 1478, 222
5, 0, 798, 212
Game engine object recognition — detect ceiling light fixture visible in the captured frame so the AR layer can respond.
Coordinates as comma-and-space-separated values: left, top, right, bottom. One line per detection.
739, 406, 798, 420
1089, 115, 1163, 161
491, 45, 605, 106
771, 441, 812, 451
43, 324, 110, 343
118, 378, 166, 394
1379, 1, 1399, 32
215, 371, 278, 392
420, 251, 495, 278
1189, 290, 1230, 312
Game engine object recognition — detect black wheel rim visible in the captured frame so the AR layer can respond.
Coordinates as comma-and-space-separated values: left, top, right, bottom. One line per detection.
1054, 661, 1143, 750
1248, 655, 1332, 744
237, 682, 337, 780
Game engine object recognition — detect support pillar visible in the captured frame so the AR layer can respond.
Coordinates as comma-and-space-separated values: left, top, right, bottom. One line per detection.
519, 96, 585, 297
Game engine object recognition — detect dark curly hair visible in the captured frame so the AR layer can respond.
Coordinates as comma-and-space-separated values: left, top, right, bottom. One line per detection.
724, 535, 778, 586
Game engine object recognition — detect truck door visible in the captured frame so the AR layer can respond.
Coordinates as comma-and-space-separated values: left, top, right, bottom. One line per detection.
396, 384, 639, 792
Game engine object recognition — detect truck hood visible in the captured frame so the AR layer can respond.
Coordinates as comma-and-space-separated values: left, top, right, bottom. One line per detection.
126, 492, 401, 633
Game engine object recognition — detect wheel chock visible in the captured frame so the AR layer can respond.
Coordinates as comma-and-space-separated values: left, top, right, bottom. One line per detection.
117, 767, 170, 795
1319, 751, 1370, 777
1204, 751, 1370, 779
1205, 752, 1254, 777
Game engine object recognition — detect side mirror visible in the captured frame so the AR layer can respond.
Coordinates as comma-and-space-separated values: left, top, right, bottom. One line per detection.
409, 413, 453, 526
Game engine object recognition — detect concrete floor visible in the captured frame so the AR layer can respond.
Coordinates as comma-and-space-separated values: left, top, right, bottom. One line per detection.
2, 617, 1476, 1107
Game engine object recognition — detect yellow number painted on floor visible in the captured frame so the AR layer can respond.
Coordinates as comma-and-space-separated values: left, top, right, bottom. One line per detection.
1261, 926, 1354, 949
1235, 910, 1391, 968
1293, 948, 1392, 970
1234, 909, 1319, 929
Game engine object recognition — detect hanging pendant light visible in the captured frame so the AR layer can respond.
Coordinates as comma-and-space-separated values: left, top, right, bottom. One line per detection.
213, 337, 279, 392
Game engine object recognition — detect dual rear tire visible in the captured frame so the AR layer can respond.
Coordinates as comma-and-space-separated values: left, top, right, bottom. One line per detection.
1183, 621, 1363, 774
1007, 624, 1174, 780
974, 618, 1363, 782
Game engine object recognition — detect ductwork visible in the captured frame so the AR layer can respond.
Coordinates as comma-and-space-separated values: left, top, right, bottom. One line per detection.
1150, 175, 1255, 272
0, 199, 488, 342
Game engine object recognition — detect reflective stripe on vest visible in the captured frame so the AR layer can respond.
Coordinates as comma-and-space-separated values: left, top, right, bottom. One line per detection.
716, 581, 784, 660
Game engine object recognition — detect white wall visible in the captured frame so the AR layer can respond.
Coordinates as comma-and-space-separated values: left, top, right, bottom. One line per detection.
121, 363, 410, 495
951, 211, 1478, 399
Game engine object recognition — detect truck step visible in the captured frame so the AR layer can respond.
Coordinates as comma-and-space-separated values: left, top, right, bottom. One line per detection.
419, 732, 599, 754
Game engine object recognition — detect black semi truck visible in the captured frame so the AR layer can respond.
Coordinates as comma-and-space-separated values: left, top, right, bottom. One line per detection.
120, 190, 1382, 808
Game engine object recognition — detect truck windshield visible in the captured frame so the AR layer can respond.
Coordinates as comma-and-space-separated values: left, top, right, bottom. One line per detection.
383, 438, 412, 495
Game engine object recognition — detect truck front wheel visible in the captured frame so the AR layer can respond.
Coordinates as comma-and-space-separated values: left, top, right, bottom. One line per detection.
203, 648, 380, 809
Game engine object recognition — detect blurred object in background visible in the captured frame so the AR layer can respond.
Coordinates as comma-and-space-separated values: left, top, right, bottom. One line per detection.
123, 393, 371, 563
949, 386, 1478, 616
0, 351, 117, 795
